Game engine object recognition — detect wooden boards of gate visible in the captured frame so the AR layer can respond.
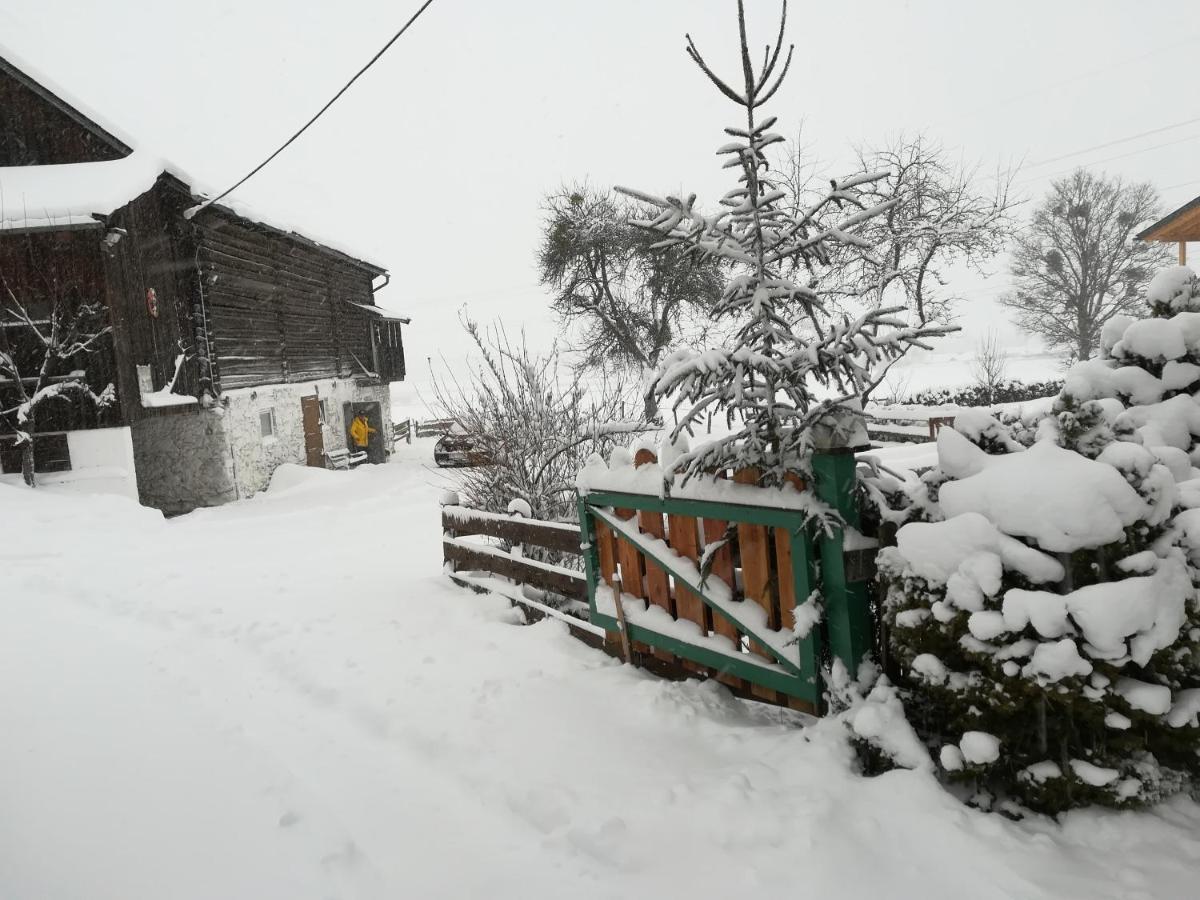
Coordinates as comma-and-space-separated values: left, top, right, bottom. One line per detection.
599, 452, 808, 707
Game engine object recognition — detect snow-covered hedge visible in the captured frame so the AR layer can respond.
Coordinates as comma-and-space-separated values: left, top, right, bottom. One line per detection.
877, 266, 1200, 815
900, 378, 1063, 409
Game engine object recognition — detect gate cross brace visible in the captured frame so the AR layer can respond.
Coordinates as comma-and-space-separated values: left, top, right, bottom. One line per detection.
589, 504, 808, 678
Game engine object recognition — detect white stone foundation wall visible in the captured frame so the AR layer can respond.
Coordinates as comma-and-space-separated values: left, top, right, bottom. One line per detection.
132, 378, 393, 513
220, 377, 392, 499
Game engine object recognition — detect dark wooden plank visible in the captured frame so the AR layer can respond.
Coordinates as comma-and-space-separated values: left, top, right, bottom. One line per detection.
442, 541, 586, 600
440, 509, 581, 555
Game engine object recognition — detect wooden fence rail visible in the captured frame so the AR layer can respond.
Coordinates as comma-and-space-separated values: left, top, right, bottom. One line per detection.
393, 417, 459, 444
441, 446, 879, 715
441, 505, 599, 646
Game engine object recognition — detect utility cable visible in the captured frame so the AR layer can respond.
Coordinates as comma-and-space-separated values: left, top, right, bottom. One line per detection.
1025, 115, 1200, 169
187, 0, 437, 218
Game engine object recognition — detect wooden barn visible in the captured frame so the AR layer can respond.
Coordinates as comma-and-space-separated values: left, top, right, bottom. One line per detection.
0, 52, 406, 513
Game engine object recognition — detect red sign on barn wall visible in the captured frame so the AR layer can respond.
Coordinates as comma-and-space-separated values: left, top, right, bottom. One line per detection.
146, 287, 159, 318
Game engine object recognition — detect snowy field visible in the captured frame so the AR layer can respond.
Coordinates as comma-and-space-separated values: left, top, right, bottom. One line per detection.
3, 441, 1200, 900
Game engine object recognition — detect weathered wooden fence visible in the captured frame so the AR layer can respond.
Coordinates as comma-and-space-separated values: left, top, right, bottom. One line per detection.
441, 504, 602, 646
394, 417, 458, 443
865, 413, 955, 444
578, 450, 875, 713
443, 448, 879, 714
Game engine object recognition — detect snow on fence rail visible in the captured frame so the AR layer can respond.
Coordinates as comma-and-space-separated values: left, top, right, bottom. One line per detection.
440, 503, 601, 647
865, 414, 955, 444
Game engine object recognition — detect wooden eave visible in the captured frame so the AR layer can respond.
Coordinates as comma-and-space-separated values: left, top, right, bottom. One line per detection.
1137, 194, 1200, 243
0, 55, 133, 158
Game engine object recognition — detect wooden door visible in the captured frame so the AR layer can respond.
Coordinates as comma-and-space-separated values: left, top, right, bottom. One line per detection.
301, 395, 324, 467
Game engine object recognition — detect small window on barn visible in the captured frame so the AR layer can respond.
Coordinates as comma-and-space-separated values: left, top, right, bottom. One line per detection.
259, 408, 277, 441
136, 364, 155, 396
319, 398, 331, 425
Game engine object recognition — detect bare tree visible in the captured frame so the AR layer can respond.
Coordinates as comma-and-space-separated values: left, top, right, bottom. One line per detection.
971, 329, 1009, 405
0, 266, 114, 486
781, 134, 1017, 325
1002, 169, 1172, 360
431, 314, 648, 527
538, 185, 725, 417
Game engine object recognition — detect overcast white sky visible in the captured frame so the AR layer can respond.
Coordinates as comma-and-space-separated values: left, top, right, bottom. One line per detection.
3, 0, 1199, 386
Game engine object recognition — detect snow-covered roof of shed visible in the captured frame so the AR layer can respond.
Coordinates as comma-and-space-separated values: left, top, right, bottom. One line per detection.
0, 45, 136, 156
0, 154, 166, 231
0, 45, 389, 275
346, 301, 410, 323
0, 155, 390, 275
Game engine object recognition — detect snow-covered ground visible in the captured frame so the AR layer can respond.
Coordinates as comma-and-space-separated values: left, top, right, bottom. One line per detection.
3, 441, 1200, 899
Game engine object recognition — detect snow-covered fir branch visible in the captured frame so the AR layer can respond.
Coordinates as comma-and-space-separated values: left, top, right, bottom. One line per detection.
616, 0, 953, 487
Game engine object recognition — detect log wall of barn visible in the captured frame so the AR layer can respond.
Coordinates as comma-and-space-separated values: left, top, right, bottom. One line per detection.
102, 180, 204, 423
193, 209, 379, 392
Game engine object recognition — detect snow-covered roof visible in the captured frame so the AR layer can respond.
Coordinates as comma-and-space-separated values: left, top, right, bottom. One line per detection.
1137, 193, 1200, 243
0, 46, 390, 276
0, 45, 136, 156
346, 300, 410, 323
0, 154, 165, 232
0, 154, 391, 275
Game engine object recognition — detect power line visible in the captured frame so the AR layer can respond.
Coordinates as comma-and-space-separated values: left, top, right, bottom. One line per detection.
1024, 115, 1200, 169
1015, 132, 1200, 186
931, 31, 1200, 131
1162, 177, 1200, 193
187, 0, 438, 218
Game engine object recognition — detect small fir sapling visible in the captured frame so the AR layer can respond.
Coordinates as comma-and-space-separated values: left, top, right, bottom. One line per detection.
615, 0, 953, 497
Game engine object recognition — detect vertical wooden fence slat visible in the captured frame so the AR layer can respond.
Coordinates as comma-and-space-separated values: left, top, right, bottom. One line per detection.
702, 514, 744, 691
666, 511, 707, 672
613, 506, 649, 656
594, 518, 624, 654
734, 468, 781, 701
775, 472, 807, 630
634, 449, 673, 661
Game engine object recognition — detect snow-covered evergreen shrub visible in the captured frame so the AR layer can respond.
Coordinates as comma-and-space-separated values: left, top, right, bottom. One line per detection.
881, 266, 1200, 814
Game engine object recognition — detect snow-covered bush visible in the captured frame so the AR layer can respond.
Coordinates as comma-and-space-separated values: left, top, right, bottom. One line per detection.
432, 317, 644, 527
899, 378, 1064, 409
881, 267, 1200, 814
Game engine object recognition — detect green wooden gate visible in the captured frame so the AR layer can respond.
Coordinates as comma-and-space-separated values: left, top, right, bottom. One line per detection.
578, 451, 871, 711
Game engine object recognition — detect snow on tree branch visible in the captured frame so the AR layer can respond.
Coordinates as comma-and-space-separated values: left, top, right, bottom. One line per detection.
615, 0, 954, 489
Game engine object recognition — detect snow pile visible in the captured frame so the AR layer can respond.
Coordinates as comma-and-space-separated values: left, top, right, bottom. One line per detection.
9, 454, 1200, 897
1146, 265, 1200, 316
937, 430, 1148, 552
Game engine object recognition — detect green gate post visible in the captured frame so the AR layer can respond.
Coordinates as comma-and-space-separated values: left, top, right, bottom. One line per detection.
577, 495, 601, 619
812, 448, 871, 674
